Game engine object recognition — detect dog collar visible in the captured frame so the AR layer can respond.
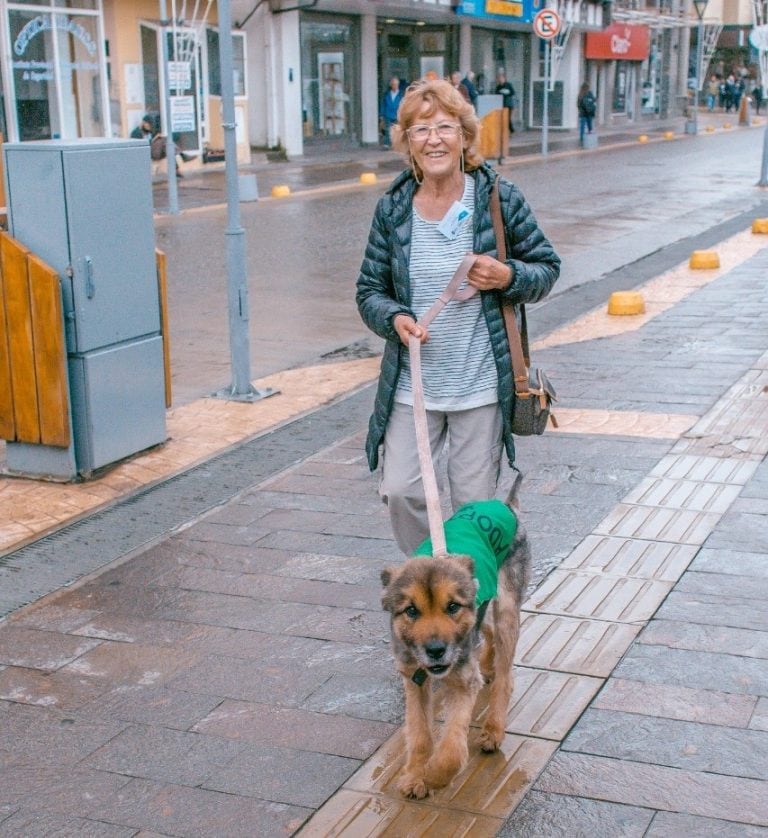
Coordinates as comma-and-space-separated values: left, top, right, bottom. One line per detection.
412, 668, 428, 686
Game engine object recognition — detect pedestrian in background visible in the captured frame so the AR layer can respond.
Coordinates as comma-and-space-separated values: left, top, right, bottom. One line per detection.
706, 75, 719, 111
495, 69, 517, 133
449, 70, 472, 104
753, 82, 764, 115
380, 76, 404, 148
577, 82, 596, 145
356, 78, 560, 554
461, 70, 479, 108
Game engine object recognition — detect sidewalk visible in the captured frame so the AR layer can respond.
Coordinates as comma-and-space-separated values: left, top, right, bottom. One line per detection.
0, 210, 766, 834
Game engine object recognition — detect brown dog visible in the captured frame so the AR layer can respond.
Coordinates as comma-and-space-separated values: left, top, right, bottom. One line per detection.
380, 473, 530, 799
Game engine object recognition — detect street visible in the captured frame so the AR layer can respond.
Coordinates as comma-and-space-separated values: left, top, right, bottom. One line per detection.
156, 127, 766, 406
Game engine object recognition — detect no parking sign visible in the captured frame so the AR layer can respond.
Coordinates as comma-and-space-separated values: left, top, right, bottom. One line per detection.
533, 8, 561, 40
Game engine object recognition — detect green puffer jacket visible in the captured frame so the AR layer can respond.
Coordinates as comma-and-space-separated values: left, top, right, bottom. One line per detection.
355, 163, 560, 471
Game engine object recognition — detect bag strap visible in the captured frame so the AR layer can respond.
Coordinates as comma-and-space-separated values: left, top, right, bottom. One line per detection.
489, 181, 531, 398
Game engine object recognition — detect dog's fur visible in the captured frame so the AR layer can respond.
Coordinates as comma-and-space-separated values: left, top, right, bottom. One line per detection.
380, 472, 530, 799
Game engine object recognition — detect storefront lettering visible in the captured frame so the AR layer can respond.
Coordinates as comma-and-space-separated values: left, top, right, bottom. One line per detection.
14, 15, 97, 58
610, 30, 632, 54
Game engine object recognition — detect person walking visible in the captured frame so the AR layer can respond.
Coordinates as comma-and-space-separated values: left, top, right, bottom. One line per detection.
577, 82, 597, 145
461, 70, 479, 108
494, 70, 517, 133
449, 70, 472, 104
355, 78, 560, 554
706, 75, 719, 112
380, 76, 404, 147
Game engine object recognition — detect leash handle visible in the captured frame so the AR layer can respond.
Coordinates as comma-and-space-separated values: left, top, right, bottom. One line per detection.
408, 253, 476, 557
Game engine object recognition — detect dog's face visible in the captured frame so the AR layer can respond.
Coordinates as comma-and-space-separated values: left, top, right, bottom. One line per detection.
381, 555, 478, 679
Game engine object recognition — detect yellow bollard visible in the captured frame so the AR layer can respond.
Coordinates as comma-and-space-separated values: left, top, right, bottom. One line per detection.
359, 172, 378, 185
664, 131, 675, 140
723, 122, 732, 129
607, 291, 646, 315
705, 125, 716, 133
689, 250, 720, 269
271, 184, 291, 198
752, 218, 768, 234
638, 135, 649, 143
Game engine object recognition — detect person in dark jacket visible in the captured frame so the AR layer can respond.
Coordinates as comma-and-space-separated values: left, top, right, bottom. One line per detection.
494, 69, 517, 133
380, 76, 404, 147
577, 82, 596, 144
356, 78, 560, 555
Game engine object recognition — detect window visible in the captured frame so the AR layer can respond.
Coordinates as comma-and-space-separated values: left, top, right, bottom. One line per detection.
206, 28, 246, 97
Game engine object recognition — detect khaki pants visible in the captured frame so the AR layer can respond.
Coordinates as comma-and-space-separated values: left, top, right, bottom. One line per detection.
380, 401, 503, 555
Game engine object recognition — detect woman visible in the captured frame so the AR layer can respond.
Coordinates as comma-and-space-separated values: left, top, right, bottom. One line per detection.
577, 82, 596, 145
356, 79, 560, 555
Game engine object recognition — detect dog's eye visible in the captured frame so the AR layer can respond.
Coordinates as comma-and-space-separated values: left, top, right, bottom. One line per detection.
446, 602, 462, 615
404, 605, 420, 619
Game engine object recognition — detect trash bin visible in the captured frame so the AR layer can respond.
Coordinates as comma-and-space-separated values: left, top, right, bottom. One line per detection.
2, 139, 167, 480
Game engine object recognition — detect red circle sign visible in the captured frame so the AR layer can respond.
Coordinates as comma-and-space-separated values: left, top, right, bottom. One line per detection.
533, 9, 562, 40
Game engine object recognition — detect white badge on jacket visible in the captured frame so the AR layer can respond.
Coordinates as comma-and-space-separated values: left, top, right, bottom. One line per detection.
437, 201, 473, 241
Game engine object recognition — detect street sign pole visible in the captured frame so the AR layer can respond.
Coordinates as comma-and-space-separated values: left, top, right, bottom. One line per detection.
543, 39, 550, 156
749, 24, 768, 185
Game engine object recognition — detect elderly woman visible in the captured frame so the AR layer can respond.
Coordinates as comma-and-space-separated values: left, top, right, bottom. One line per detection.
356, 78, 560, 555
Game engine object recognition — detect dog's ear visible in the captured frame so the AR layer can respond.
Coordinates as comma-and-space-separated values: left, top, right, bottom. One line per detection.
381, 566, 399, 588
380, 566, 401, 613
452, 554, 475, 577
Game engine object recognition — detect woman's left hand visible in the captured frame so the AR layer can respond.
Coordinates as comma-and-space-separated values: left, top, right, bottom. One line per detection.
467, 254, 513, 291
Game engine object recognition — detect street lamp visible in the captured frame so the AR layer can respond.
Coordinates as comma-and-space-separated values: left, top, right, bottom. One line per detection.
692, 0, 709, 135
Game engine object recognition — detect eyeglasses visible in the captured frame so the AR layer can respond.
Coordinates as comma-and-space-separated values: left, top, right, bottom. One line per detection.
406, 122, 462, 141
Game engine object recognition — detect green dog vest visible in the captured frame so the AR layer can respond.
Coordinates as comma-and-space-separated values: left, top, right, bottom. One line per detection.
412, 499, 518, 607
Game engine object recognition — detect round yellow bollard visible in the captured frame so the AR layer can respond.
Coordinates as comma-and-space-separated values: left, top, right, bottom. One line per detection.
752, 218, 768, 234
723, 122, 732, 129
638, 134, 649, 143
664, 131, 675, 140
689, 250, 720, 269
271, 184, 291, 198
359, 172, 378, 185
607, 291, 646, 316
705, 125, 716, 133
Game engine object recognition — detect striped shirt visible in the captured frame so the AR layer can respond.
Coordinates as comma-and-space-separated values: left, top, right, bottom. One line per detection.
395, 175, 498, 411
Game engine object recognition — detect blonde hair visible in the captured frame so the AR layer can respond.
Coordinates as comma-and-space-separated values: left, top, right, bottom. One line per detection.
390, 78, 484, 180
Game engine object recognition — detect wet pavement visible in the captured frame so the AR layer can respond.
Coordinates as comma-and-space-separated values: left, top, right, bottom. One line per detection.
1, 114, 768, 835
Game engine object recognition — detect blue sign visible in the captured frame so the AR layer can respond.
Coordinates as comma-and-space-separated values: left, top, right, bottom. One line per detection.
455, 0, 538, 24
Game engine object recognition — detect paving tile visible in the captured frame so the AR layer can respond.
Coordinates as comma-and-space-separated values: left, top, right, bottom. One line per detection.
564, 707, 768, 779
622, 477, 742, 512
476, 667, 602, 740
280, 603, 390, 645
71, 614, 226, 647
691, 548, 768, 578
672, 433, 768, 459
498, 789, 653, 837
0, 665, 107, 710
345, 728, 557, 818
677, 570, 768, 601
705, 510, 768, 554
85, 724, 246, 785
301, 672, 402, 723
0, 627, 101, 672
202, 744, 360, 809
645, 811, 768, 837
752, 698, 768, 732
175, 543, 294, 575
535, 751, 768, 826
10, 604, 101, 634
91, 777, 311, 838
296, 788, 502, 837
274, 551, 384, 585
517, 612, 641, 677
649, 455, 759, 484
0, 811, 136, 837
594, 504, 721, 544
614, 643, 768, 696
655, 589, 768, 633
558, 535, 697, 581
523, 570, 673, 623
192, 699, 396, 760
254, 529, 401, 561
593, 677, 757, 727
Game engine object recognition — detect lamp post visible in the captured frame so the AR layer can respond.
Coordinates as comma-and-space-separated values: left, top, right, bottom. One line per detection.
692, 0, 708, 135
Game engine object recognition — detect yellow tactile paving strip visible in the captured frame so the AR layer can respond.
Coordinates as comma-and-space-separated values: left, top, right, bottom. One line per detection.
297, 350, 768, 835
532, 227, 767, 351
0, 357, 381, 554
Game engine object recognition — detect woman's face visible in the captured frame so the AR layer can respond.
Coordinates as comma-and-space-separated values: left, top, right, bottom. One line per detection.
407, 105, 465, 183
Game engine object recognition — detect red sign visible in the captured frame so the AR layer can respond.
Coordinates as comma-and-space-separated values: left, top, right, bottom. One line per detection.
533, 9, 561, 40
585, 24, 650, 61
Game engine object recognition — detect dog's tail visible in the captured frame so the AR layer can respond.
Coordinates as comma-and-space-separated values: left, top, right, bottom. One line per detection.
504, 467, 524, 512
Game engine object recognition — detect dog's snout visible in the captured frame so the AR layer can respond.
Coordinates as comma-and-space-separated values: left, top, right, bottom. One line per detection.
424, 640, 447, 661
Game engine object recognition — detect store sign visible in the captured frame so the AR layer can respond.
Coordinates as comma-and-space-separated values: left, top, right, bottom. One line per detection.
585, 24, 650, 61
455, 0, 533, 24
14, 15, 97, 57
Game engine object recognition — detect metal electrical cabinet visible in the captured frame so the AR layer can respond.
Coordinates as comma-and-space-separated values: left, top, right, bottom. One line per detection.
3, 139, 167, 480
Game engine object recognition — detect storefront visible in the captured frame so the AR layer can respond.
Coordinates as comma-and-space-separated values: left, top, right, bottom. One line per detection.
585, 23, 651, 121
0, 0, 109, 142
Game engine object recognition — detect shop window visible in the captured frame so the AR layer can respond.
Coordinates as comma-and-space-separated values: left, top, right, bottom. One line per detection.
206, 28, 246, 97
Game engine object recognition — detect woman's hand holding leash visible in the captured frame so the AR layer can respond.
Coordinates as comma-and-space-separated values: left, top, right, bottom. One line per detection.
394, 314, 429, 347
467, 254, 513, 291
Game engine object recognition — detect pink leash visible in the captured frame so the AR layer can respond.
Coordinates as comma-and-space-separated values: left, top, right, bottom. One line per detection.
407, 253, 477, 557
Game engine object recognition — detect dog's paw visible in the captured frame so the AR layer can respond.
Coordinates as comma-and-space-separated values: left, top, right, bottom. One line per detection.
478, 723, 504, 753
397, 773, 429, 799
